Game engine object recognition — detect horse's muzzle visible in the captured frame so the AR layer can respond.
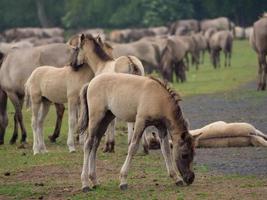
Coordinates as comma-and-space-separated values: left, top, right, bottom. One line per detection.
183, 172, 195, 185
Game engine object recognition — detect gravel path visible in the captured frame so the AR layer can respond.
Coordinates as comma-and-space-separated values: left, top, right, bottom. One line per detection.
180, 81, 267, 176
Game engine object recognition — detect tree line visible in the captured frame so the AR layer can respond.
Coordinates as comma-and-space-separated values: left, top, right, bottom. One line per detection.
0, 0, 266, 31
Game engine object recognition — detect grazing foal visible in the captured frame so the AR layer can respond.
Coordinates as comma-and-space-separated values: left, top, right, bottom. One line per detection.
77, 73, 195, 192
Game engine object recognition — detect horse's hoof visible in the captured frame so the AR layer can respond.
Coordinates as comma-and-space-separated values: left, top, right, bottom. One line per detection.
48, 135, 57, 143
69, 149, 76, 153
175, 180, 184, 186
102, 148, 108, 153
82, 186, 91, 193
18, 144, 26, 149
119, 183, 128, 190
41, 150, 48, 154
9, 139, 16, 145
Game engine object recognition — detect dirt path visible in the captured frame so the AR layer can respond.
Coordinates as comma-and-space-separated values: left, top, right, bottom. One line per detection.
181, 80, 267, 176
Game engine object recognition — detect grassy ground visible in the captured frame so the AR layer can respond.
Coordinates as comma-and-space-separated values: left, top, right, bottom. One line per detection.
174, 40, 257, 96
1, 40, 266, 200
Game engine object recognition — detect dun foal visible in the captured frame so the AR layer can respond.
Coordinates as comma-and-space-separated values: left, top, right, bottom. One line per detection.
73, 34, 145, 152
77, 73, 195, 192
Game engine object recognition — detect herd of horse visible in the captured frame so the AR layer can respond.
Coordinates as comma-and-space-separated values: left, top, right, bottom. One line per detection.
0, 15, 266, 192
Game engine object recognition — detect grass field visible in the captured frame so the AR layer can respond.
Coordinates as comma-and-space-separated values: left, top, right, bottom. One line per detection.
0, 40, 266, 200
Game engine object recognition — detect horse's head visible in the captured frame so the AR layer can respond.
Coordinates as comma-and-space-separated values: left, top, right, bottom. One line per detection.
71, 34, 113, 68
173, 130, 195, 185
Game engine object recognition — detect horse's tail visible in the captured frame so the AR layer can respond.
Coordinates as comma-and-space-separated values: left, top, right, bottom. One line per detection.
127, 56, 145, 76
24, 82, 31, 110
77, 83, 89, 135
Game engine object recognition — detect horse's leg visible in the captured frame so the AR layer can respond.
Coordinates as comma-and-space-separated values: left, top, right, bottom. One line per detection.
250, 135, 267, 147
127, 122, 134, 144
103, 119, 115, 153
67, 99, 78, 153
48, 103, 65, 143
88, 112, 115, 188
6, 92, 22, 144
81, 109, 113, 192
201, 50, 205, 64
36, 101, 50, 153
217, 51, 221, 68
255, 129, 267, 140
224, 50, 227, 67
17, 96, 27, 144
31, 101, 41, 155
142, 129, 149, 154
119, 118, 145, 190
185, 53, 189, 70
0, 88, 8, 145
257, 55, 263, 90
158, 129, 183, 186
262, 54, 267, 90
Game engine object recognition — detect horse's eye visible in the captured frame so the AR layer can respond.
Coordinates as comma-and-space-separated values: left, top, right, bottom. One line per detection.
182, 154, 189, 159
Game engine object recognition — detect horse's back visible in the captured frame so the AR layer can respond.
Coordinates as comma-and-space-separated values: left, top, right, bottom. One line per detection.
0, 43, 73, 93
88, 74, 165, 122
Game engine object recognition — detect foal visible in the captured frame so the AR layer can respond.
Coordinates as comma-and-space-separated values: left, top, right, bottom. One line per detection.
77, 73, 195, 192
73, 34, 145, 152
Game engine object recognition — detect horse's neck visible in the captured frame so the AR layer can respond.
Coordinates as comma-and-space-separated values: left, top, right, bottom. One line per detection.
94, 60, 115, 76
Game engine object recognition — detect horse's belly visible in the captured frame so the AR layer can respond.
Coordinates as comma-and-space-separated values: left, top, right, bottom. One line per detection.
197, 137, 251, 148
41, 81, 67, 103
110, 106, 137, 122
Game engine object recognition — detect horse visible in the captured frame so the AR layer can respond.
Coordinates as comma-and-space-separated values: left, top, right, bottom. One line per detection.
25, 34, 144, 154
190, 121, 267, 147
72, 34, 145, 153
0, 43, 79, 146
209, 30, 233, 68
77, 73, 195, 192
250, 16, 267, 90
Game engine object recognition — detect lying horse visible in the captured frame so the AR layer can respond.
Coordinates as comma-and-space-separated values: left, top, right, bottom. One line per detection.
77, 73, 195, 192
25, 34, 144, 154
190, 121, 267, 147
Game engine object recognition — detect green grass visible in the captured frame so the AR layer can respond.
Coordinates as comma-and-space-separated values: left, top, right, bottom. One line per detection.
173, 40, 258, 96
0, 40, 267, 200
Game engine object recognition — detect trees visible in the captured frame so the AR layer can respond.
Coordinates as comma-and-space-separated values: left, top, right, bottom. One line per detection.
0, 0, 266, 31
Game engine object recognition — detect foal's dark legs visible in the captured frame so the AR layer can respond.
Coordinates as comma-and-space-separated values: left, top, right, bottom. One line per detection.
48, 103, 65, 143
0, 88, 8, 145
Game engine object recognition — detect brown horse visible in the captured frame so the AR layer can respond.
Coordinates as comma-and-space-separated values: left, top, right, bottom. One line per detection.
77, 73, 195, 192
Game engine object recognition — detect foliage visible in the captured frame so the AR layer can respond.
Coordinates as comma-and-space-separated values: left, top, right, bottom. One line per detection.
0, 0, 267, 31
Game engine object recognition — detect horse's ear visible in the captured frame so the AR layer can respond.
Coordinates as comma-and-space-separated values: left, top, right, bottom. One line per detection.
104, 41, 113, 50
96, 34, 102, 43
78, 33, 85, 48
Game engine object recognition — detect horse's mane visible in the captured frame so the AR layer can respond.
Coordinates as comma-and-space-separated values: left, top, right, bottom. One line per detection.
84, 34, 113, 61
148, 76, 187, 128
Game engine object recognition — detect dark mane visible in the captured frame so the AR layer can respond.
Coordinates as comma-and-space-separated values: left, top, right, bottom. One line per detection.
148, 76, 187, 128
85, 34, 113, 61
